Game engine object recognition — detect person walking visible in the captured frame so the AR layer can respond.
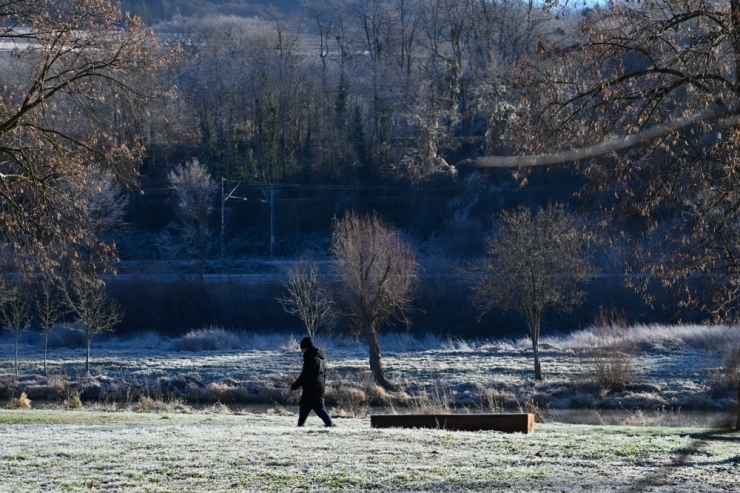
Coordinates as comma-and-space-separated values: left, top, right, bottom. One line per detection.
289, 336, 333, 427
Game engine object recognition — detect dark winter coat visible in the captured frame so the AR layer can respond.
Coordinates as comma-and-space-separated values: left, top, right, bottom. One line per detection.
290, 346, 327, 407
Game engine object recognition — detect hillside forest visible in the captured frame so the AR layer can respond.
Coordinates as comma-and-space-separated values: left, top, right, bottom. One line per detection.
0, 0, 738, 342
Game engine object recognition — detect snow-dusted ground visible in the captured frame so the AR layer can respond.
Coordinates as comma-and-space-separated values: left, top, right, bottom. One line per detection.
0, 410, 737, 492
0, 325, 738, 415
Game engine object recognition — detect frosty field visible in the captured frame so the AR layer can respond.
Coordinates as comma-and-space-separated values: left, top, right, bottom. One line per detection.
0, 324, 738, 414
0, 409, 738, 492
1, 325, 739, 491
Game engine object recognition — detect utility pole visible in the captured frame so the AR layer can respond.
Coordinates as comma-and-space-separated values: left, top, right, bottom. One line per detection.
220, 177, 225, 262
270, 183, 274, 258
220, 179, 246, 263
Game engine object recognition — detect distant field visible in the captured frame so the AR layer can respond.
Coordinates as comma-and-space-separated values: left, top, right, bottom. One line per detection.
0, 409, 737, 492
0, 325, 737, 414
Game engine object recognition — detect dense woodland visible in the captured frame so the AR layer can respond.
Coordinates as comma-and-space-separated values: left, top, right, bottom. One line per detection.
0, 0, 737, 340
119, 0, 595, 259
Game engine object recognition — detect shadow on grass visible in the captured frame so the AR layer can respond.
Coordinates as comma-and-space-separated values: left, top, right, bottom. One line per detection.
625, 427, 739, 493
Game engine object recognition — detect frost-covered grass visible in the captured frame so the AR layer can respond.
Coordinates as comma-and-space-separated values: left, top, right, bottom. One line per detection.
0, 325, 738, 413
0, 409, 737, 492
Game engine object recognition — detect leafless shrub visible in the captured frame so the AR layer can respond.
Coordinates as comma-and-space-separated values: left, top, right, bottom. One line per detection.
35, 277, 66, 376
46, 324, 88, 349
1, 280, 33, 376
48, 373, 82, 408
592, 307, 629, 332
277, 259, 334, 339
368, 383, 391, 403
62, 274, 123, 374
703, 328, 740, 396
584, 308, 638, 390
333, 388, 369, 418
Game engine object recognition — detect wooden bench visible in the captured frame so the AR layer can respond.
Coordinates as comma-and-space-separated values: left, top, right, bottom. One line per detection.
370, 413, 535, 433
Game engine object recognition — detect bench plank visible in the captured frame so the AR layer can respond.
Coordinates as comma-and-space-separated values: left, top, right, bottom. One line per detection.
370, 413, 535, 433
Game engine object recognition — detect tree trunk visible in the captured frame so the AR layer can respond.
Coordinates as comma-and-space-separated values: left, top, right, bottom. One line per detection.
44, 332, 48, 376
86, 337, 91, 375
532, 337, 543, 381
14, 333, 19, 377
529, 311, 543, 381
736, 386, 740, 432
366, 322, 393, 390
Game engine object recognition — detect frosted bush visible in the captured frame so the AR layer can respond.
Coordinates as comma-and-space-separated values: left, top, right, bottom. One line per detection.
173, 327, 242, 352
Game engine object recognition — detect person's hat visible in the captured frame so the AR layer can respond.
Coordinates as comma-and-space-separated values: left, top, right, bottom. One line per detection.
300, 336, 314, 349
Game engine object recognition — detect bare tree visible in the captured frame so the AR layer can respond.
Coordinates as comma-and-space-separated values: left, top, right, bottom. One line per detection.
168, 159, 217, 280
1, 280, 33, 376
63, 274, 123, 375
277, 259, 334, 338
35, 276, 66, 376
0, 0, 164, 271
472, 203, 592, 380
330, 211, 417, 389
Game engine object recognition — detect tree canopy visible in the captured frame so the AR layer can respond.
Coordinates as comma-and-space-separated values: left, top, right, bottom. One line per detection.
0, 0, 163, 271
502, 0, 740, 318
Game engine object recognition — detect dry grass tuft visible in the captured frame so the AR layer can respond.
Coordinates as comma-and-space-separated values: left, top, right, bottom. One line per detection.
326, 370, 373, 418
64, 394, 83, 409
332, 387, 369, 418
330, 408, 356, 419
515, 394, 547, 423
368, 384, 389, 402
619, 407, 685, 427
266, 403, 295, 416
477, 388, 506, 413
210, 402, 231, 414
385, 382, 452, 415
132, 396, 192, 414
7, 392, 31, 410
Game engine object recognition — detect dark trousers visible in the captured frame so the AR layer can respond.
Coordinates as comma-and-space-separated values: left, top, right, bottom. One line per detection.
298, 404, 333, 427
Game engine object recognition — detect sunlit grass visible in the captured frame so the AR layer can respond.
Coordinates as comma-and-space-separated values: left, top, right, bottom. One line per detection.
0, 409, 737, 492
